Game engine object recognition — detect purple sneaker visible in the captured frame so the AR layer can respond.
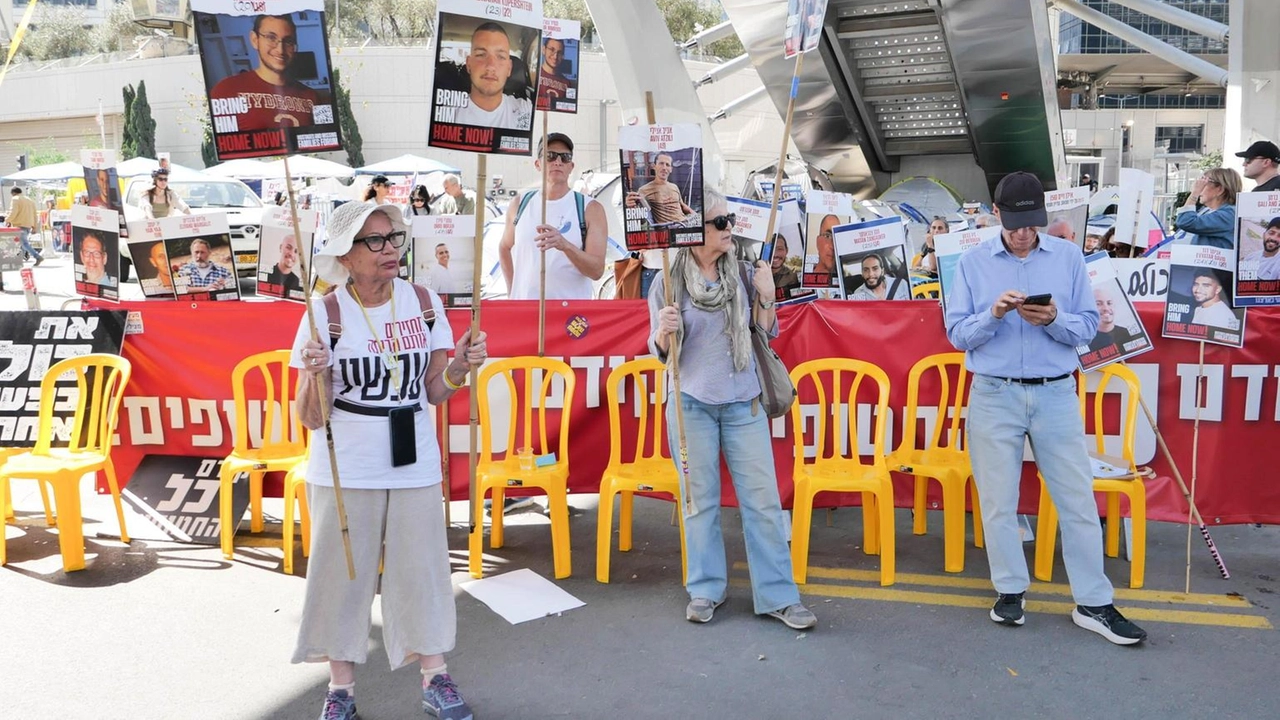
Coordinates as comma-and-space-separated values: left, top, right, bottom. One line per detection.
318, 689, 358, 720
423, 673, 474, 720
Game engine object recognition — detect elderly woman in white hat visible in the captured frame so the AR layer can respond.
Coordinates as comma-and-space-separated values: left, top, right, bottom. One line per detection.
291, 201, 485, 720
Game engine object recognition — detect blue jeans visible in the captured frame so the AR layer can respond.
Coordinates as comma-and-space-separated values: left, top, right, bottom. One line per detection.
640, 267, 660, 301
667, 393, 800, 614
966, 375, 1113, 606
17, 228, 40, 261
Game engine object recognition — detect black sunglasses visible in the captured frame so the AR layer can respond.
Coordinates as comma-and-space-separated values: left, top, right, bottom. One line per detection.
412, 197, 426, 203
355, 231, 408, 253
706, 213, 736, 231
544, 151, 573, 163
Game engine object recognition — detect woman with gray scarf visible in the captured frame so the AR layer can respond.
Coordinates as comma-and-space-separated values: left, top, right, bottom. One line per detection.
647, 188, 817, 630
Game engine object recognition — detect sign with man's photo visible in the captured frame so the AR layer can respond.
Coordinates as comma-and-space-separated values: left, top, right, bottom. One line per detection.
1043, 185, 1090, 250
935, 225, 1000, 317
832, 216, 910, 301
71, 205, 121, 302
1162, 243, 1246, 348
159, 213, 241, 302
429, 0, 543, 155
1076, 252, 1153, 372
125, 219, 178, 301
618, 123, 704, 251
82, 149, 128, 239
257, 206, 315, 302
801, 190, 852, 298
192, 0, 343, 160
537, 17, 580, 114
1233, 192, 1280, 307
411, 214, 476, 308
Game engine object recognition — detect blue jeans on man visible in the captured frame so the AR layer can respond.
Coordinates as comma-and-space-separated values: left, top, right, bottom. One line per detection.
17, 227, 42, 264
666, 394, 801, 614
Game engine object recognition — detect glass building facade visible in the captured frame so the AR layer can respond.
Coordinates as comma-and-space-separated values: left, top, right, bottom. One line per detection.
1059, 0, 1229, 55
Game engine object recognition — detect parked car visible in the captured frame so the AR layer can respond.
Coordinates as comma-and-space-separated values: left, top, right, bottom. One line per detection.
119, 175, 264, 282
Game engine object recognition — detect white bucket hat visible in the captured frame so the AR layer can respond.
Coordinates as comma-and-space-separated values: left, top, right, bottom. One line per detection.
313, 201, 410, 284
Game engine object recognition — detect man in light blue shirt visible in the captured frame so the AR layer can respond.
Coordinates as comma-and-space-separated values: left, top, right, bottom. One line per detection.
945, 171, 1146, 646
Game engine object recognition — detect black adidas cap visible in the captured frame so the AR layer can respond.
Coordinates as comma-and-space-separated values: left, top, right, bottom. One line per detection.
993, 171, 1047, 230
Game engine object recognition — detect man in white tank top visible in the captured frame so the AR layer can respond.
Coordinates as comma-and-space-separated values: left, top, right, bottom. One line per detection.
498, 132, 607, 299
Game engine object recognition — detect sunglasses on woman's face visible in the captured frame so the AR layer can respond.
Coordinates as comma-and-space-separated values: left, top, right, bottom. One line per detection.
355, 231, 408, 253
412, 198, 426, 203
706, 213, 736, 231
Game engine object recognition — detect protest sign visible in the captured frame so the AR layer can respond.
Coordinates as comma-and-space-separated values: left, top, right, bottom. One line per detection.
1044, 185, 1091, 250
257, 206, 315, 302
125, 218, 177, 300
537, 17, 580, 114
1233, 191, 1280, 307
784, 0, 829, 59
619, 123, 704, 251
833, 216, 910, 301
429, 0, 543, 155
1163, 243, 1246, 347
412, 214, 477, 308
1077, 252, 1153, 372
192, 0, 343, 160
71, 204, 121, 301
935, 225, 1001, 316
801, 190, 854, 297
159, 213, 241, 302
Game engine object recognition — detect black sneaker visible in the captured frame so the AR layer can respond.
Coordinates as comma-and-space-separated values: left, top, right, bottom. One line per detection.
990, 592, 1026, 626
33, 255, 44, 267
1073, 604, 1147, 645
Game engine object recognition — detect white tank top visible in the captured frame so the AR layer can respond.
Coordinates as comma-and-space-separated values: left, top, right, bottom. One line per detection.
509, 190, 594, 300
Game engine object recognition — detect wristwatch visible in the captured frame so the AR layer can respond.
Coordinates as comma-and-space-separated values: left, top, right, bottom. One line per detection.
757, 298, 776, 310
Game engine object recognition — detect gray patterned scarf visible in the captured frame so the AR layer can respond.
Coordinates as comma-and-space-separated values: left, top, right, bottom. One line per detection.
670, 248, 751, 372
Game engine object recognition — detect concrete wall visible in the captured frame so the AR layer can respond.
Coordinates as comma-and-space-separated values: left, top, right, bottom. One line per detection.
1061, 107, 1225, 194
0, 44, 785, 195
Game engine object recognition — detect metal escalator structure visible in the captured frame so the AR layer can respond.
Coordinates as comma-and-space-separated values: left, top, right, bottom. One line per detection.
720, 0, 1065, 201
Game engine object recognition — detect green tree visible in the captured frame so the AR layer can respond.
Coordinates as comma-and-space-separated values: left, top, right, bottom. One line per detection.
200, 115, 218, 168
1193, 150, 1224, 171
22, 139, 70, 167
93, 0, 142, 54
129, 81, 158, 159
657, 0, 743, 59
325, 0, 436, 42
121, 85, 137, 158
333, 68, 364, 167
543, 0, 595, 40
20, 6, 95, 60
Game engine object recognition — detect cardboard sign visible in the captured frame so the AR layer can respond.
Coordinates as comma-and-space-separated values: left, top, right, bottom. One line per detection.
537, 17, 580, 114
832, 216, 910, 301
1076, 252, 1153, 372
158, 212, 241, 302
192, 0, 343, 160
1044, 185, 1091, 251
935, 225, 1001, 316
257, 206, 316, 302
121, 454, 251, 545
71, 204, 121, 301
1233, 192, 1280, 307
412, 214, 476, 308
784, 0, 829, 59
618, 123, 705, 251
429, 0, 543, 155
124, 219, 177, 300
1163, 243, 1246, 348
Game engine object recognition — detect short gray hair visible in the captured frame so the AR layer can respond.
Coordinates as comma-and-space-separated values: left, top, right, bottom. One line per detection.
703, 187, 726, 214
443, 173, 460, 188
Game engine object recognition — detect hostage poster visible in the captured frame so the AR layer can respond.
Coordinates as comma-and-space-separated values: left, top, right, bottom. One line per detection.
1043, 185, 1090, 250
412, 214, 476, 308
160, 213, 242, 302
935, 225, 1000, 317
1233, 191, 1280, 307
536, 17, 580, 114
124, 218, 177, 300
801, 189, 853, 298
619, 123, 704, 251
833, 216, 910, 301
1162, 243, 1246, 348
257, 205, 316, 302
429, 0, 543, 155
1076, 252, 1153, 372
71, 204, 121, 302
192, 0, 343, 160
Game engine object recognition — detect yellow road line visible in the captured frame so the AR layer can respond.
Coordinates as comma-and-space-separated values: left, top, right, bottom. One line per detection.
778, 563, 1251, 608
729, 578, 1272, 630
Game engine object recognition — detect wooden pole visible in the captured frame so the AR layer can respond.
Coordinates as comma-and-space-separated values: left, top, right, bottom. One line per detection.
468, 155, 488, 533
1185, 340, 1206, 593
440, 403, 451, 526
284, 155, 355, 580
760, 52, 805, 250
538, 110, 549, 357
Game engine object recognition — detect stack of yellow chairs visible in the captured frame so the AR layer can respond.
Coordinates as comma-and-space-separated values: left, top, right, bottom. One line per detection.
470, 357, 577, 579
788, 358, 897, 586
0, 354, 132, 572
596, 358, 687, 584
218, 350, 308, 563
1035, 364, 1147, 588
887, 352, 984, 573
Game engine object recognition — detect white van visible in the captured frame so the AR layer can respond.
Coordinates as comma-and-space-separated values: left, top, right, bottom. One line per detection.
120, 175, 264, 281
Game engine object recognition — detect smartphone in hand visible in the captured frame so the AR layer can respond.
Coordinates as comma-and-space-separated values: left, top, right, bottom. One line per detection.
1023, 293, 1052, 306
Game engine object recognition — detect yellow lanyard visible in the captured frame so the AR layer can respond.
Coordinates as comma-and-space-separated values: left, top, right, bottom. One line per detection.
348, 284, 402, 399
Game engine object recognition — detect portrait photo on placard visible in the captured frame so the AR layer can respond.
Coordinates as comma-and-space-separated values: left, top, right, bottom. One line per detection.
257, 225, 306, 301
1234, 191, 1280, 306
618, 123, 705, 251
192, 0, 342, 160
429, 0, 542, 155
168, 235, 241, 302
802, 212, 845, 290
839, 247, 910, 301
537, 17, 580, 114
1163, 246, 1245, 348
412, 214, 475, 308
72, 225, 121, 300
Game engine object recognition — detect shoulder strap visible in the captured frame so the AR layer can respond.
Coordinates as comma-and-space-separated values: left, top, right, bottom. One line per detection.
575, 191, 587, 248
888, 275, 904, 301
410, 282, 436, 331
321, 288, 342, 350
514, 190, 537, 226
738, 261, 757, 307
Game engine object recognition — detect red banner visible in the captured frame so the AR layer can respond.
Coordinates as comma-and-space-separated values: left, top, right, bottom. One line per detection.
94, 299, 1280, 525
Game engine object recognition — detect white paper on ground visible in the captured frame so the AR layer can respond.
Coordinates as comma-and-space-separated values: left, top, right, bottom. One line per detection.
459, 568, 585, 624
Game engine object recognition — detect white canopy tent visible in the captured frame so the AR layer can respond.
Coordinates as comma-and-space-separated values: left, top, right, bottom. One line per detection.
2, 161, 84, 182
203, 158, 275, 180
354, 154, 461, 177
261, 155, 353, 179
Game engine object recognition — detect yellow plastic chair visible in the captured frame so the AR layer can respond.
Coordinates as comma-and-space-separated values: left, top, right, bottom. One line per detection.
912, 281, 941, 299
219, 350, 308, 561
1034, 365, 1146, 588
1, 447, 53, 527
887, 352, 984, 573
280, 460, 311, 575
789, 358, 897, 586
470, 357, 577, 579
0, 354, 132, 571
596, 358, 687, 584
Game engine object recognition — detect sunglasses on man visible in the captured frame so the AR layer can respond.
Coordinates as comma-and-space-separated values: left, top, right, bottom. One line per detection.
544, 151, 573, 164
706, 213, 736, 231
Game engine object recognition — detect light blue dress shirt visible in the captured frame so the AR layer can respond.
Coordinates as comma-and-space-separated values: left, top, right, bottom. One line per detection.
944, 233, 1099, 379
